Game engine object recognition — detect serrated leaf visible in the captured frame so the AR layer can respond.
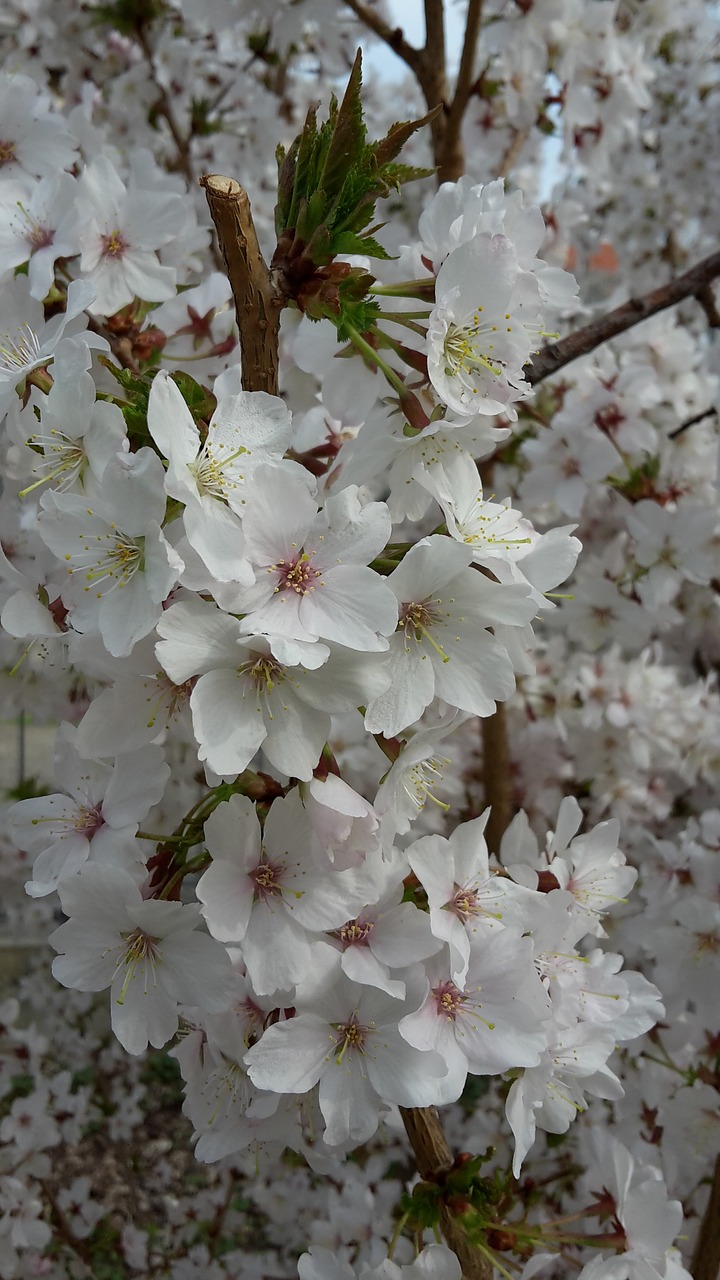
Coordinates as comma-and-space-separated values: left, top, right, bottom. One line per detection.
319, 49, 366, 207
275, 137, 298, 235
335, 297, 380, 343
284, 105, 317, 233
381, 162, 435, 189
371, 105, 441, 170
332, 231, 393, 260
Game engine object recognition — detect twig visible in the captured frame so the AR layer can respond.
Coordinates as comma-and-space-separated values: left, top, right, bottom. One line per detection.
481, 703, 512, 855
199, 175, 284, 395
136, 27, 194, 189
400, 1107, 492, 1280
341, 0, 423, 74
526, 249, 720, 386
691, 1154, 720, 1280
668, 407, 717, 440
497, 125, 530, 178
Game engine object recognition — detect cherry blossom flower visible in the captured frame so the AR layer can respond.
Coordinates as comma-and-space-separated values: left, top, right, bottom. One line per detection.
0, 171, 80, 298
38, 448, 184, 656
156, 598, 387, 779
9, 722, 169, 897
0, 73, 78, 183
198, 792, 376, 995
364, 535, 536, 736
0, 276, 105, 421
76, 153, 185, 315
235, 466, 397, 652
399, 929, 548, 1097
50, 863, 237, 1054
427, 234, 538, 417
245, 967, 452, 1146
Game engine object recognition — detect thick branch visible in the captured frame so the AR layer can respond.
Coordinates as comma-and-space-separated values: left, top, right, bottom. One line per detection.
200, 175, 282, 395
527, 249, 720, 387
691, 1154, 720, 1280
400, 1108, 492, 1280
481, 704, 512, 854
440, 0, 484, 183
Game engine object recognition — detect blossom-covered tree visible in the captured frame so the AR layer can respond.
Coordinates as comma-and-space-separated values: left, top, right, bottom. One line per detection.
0, 2, 719, 1279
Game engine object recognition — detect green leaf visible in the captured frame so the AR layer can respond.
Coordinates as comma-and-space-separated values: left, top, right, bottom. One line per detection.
170, 371, 216, 423
282, 109, 313, 233
332, 232, 393, 259
335, 297, 380, 343
370, 105, 441, 170
318, 50, 366, 207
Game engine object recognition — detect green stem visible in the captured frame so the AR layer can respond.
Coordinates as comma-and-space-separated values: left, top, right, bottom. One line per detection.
136, 831, 189, 845
387, 1212, 410, 1260
369, 280, 435, 298
344, 323, 409, 399
160, 851, 211, 900
472, 1238, 518, 1280
642, 1052, 686, 1077
377, 312, 429, 336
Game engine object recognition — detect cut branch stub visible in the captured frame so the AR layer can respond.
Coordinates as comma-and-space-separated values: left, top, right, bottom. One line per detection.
200, 174, 284, 395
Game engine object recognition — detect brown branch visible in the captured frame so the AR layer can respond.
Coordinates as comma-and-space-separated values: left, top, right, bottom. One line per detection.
526, 248, 720, 387
691, 1154, 720, 1280
481, 704, 512, 854
400, 1108, 492, 1280
341, 0, 423, 73
696, 281, 720, 328
497, 125, 530, 178
668, 406, 717, 440
199, 175, 283, 395
440, 0, 484, 183
136, 27, 194, 190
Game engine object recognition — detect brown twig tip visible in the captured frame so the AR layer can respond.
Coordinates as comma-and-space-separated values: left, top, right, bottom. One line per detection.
200, 173, 242, 198
200, 174, 282, 396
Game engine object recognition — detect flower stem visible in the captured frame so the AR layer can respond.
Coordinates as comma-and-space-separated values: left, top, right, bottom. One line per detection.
344, 323, 409, 399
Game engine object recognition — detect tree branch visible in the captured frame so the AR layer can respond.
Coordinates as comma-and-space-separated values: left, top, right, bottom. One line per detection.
526, 248, 720, 386
481, 704, 512, 854
423, 0, 447, 63
668, 406, 717, 440
440, 0, 484, 182
136, 27, 194, 189
341, 0, 423, 74
400, 1107, 492, 1280
691, 1154, 720, 1280
497, 125, 530, 178
199, 175, 283, 395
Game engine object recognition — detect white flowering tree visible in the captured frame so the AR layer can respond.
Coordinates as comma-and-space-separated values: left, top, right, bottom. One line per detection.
0, 3, 719, 1280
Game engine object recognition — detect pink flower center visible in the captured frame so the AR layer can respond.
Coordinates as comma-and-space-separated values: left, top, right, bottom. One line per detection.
75, 804, 105, 838
449, 885, 480, 922
275, 553, 321, 596
101, 228, 129, 259
250, 860, 284, 901
333, 1014, 370, 1061
28, 222, 54, 251
432, 979, 466, 1021
400, 600, 438, 633
338, 919, 373, 947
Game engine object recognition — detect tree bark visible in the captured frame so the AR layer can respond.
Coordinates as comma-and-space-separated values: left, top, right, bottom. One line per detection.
400, 1107, 492, 1280
200, 175, 283, 395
